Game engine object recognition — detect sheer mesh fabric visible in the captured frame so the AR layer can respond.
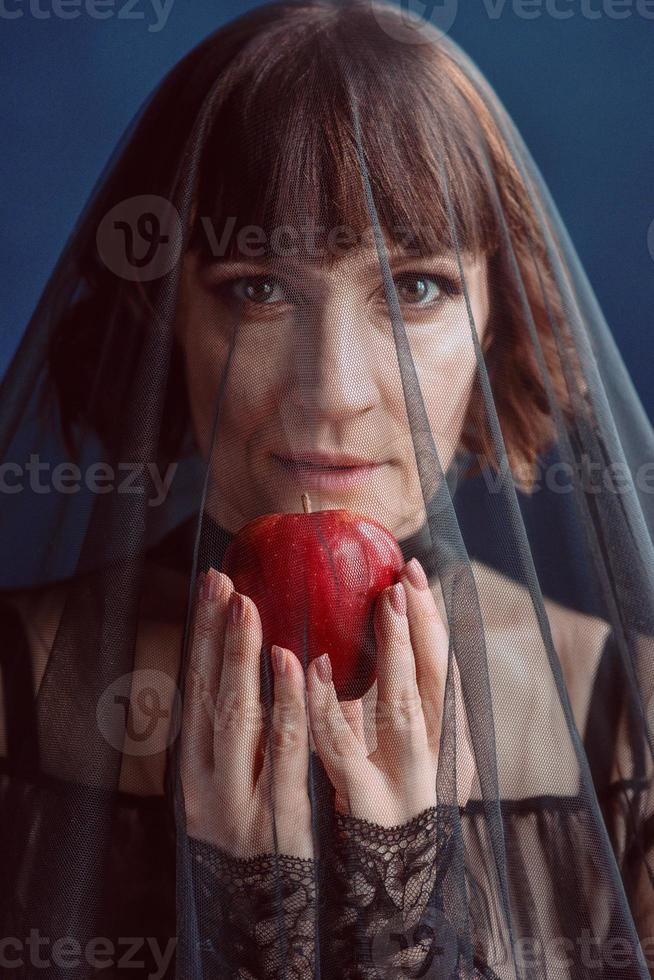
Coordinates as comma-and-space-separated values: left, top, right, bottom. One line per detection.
1, 2, 653, 978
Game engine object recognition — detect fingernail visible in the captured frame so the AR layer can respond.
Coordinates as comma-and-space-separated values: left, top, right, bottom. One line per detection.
229, 592, 246, 624
200, 569, 227, 603
200, 572, 213, 602
387, 582, 407, 617
403, 557, 429, 591
314, 654, 332, 684
271, 645, 288, 676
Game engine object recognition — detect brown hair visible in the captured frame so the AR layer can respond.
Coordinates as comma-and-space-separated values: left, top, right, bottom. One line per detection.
50, 0, 583, 493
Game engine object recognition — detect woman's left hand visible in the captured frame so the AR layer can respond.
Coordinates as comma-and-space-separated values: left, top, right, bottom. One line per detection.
307, 558, 475, 827
180, 568, 313, 859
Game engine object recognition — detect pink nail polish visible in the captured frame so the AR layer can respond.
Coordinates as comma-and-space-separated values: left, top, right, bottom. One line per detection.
403, 557, 429, 591
271, 645, 287, 676
314, 654, 332, 684
200, 572, 213, 602
387, 582, 407, 617
229, 592, 245, 624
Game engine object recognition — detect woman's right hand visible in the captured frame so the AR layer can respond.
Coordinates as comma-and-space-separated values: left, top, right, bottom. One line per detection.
180, 567, 313, 860
306, 557, 475, 827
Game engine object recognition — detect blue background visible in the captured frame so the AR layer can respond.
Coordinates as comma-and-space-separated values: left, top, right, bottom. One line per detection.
1, 0, 652, 420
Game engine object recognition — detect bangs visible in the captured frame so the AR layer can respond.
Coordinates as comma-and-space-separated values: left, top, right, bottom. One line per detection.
189, 3, 501, 265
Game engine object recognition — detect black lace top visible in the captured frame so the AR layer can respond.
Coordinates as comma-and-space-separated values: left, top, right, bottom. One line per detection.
1, 620, 650, 979
1, 504, 652, 978
0, 763, 648, 978
185, 803, 493, 979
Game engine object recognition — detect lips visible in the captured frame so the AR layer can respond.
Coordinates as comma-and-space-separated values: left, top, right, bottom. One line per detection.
275, 452, 380, 469
273, 453, 384, 490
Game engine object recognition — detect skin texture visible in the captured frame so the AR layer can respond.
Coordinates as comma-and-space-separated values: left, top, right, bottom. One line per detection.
181, 563, 474, 857
176, 244, 485, 855
1, 243, 632, 900
175, 245, 491, 540
4, 243, 640, 938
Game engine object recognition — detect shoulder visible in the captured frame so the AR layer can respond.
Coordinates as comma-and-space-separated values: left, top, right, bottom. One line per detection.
0, 576, 184, 796
469, 557, 612, 663
446, 559, 612, 670
460, 560, 613, 797
0, 583, 68, 762
0, 583, 69, 693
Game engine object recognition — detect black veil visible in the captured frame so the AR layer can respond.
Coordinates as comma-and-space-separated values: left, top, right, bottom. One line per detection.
1, 2, 653, 978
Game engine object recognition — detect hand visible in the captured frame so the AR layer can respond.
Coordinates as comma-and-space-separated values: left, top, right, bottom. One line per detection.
307, 558, 475, 827
180, 568, 312, 859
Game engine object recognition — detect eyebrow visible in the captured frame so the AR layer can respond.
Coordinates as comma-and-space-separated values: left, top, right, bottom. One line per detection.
204, 247, 464, 278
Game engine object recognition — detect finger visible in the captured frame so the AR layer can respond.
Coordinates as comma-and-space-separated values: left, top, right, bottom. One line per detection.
267, 645, 312, 856
340, 698, 366, 745
307, 654, 366, 794
374, 583, 428, 754
335, 698, 367, 813
214, 590, 263, 797
399, 558, 449, 752
182, 568, 233, 771
269, 645, 309, 792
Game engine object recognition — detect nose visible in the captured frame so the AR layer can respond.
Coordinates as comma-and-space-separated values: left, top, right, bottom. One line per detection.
285, 295, 378, 426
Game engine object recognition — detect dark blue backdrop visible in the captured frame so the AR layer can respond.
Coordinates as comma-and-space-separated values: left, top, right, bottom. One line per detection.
1, 0, 652, 420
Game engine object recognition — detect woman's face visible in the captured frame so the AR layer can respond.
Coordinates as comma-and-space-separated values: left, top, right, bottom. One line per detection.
176, 243, 490, 539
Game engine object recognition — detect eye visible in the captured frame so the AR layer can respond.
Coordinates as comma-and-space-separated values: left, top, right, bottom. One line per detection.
393, 273, 456, 306
231, 275, 286, 304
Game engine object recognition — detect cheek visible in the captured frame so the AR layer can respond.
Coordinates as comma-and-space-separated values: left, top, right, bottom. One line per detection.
182, 332, 228, 457
412, 324, 478, 390
410, 298, 488, 443
184, 322, 285, 458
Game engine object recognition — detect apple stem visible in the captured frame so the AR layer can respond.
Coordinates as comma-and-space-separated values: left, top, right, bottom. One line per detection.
301, 492, 312, 514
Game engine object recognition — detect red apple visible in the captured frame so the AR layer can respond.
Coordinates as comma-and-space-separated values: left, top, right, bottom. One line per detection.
222, 493, 405, 699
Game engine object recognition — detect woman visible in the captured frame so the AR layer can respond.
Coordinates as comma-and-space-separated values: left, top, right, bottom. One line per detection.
1, 1, 653, 977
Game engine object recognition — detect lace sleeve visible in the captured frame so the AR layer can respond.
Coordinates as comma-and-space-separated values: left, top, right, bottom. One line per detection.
188, 837, 316, 979
327, 804, 488, 979
187, 811, 499, 980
